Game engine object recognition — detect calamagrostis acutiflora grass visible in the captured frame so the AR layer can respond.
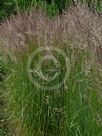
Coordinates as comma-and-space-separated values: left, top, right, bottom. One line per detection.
0, 5, 102, 136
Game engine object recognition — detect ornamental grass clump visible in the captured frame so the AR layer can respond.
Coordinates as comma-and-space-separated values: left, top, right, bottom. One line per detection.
0, 5, 102, 136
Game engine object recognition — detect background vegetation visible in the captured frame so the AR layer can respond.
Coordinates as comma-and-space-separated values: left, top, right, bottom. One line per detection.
0, 0, 102, 20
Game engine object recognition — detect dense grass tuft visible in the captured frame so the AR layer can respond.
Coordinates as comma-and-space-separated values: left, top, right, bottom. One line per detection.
0, 5, 102, 136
